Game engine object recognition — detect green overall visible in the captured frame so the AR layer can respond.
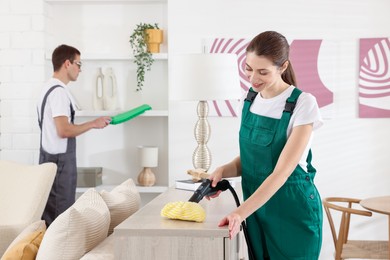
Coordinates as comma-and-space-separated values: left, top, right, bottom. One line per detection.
240, 88, 322, 260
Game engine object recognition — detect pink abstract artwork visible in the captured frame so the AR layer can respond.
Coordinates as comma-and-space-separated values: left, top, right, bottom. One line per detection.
207, 38, 334, 117
359, 38, 390, 118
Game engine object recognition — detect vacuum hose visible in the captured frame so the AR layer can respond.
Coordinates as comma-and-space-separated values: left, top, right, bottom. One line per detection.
226, 183, 255, 260
188, 179, 255, 259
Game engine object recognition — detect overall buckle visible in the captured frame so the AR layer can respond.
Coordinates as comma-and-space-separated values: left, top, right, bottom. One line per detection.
284, 100, 297, 114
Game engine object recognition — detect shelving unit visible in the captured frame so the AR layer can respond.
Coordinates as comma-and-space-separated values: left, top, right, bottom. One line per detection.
44, 0, 169, 204
44, 53, 168, 61
45, 0, 165, 3
75, 109, 168, 117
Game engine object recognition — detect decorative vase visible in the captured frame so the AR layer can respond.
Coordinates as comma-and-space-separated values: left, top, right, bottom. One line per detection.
102, 67, 118, 110
93, 67, 118, 111
145, 29, 163, 53
93, 67, 104, 110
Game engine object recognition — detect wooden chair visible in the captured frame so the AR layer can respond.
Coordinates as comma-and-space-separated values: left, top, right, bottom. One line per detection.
322, 197, 389, 259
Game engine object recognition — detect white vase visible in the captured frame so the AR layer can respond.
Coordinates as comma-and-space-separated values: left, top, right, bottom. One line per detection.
93, 67, 104, 110
102, 67, 118, 110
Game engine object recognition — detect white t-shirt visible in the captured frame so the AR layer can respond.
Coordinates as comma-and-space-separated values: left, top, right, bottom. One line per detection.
37, 78, 75, 154
239, 85, 323, 171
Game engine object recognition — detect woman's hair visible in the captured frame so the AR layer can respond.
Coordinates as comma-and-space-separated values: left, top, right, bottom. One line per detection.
52, 44, 81, 72
246, 31, 297, 86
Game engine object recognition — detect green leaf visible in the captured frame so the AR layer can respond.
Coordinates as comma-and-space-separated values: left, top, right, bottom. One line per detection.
129, 23, 160, 91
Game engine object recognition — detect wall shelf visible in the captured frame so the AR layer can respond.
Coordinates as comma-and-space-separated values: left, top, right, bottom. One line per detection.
44, 53, 168, 61
75, 110, 168, 117
136, 185, 168, 193
45, 0, 166, 3
76, 185, 168, 194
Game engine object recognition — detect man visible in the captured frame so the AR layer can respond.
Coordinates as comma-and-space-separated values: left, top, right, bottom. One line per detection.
37, 44, 111, 226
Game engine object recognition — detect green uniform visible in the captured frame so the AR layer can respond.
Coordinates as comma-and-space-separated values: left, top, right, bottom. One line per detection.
240, 88, 322, 260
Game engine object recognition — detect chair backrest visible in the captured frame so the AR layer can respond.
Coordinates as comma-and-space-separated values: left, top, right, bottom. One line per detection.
322, 197, 373, 259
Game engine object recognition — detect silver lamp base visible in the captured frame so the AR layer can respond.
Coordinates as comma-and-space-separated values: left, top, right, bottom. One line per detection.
192, 100, 211, 171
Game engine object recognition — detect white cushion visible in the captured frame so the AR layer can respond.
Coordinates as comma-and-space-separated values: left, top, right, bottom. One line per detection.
0, 160, 56, 255
100, 178, 141, 235
36, 189, 110, 260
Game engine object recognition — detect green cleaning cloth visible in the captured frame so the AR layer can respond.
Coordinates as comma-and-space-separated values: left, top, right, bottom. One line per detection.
110, 104, 152, 125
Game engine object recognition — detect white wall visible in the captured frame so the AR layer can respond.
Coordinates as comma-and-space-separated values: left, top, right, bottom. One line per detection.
168, 0, 390, 259
0, 0, 45, 164
1, 0, 389, 259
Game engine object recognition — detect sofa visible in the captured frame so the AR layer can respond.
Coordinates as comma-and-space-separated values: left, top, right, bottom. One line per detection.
0, 160, 57, 256
1, 178, 141, 260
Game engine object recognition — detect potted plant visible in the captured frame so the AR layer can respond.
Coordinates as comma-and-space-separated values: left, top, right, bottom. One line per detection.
129, 23, 163, 91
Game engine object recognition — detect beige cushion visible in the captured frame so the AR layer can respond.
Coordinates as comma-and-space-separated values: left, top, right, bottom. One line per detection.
1, 220, 46, 260
36, 189, 110, 260
100, 178, 141, 235
0, 161, 56, 255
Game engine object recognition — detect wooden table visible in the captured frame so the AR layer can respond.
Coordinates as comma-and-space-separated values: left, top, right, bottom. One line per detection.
113, 187, 243, 260
360, 196, 390, 259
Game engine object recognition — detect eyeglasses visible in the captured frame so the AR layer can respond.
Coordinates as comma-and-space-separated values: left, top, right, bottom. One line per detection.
73, 60, 82, 69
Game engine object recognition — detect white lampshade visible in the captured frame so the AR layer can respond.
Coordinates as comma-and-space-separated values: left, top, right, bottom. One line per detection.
138, 146, 158, 167
170, 53, 241, 101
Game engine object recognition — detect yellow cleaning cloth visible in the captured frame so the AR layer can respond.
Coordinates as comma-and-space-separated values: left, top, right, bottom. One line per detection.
161, 201, 206, 223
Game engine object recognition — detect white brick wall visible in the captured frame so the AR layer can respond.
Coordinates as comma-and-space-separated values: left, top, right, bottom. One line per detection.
0, 0, 45, 164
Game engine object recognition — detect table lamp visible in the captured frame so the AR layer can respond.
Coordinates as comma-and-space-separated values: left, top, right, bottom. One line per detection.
170, 53, 241, 172
137, 145, 158, 186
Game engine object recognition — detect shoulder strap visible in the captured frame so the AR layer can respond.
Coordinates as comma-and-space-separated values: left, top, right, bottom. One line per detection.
278, 87, 303, 134
38, 85, 63, 129
281, 88, 317, 174
244, 88, 258, 103
283, 87, 302, 115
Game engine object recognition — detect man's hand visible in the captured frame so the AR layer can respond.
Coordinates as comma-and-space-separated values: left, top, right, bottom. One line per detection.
93, 116, 111, 129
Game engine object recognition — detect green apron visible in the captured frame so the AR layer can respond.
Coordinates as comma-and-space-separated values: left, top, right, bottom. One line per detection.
240, 88, 322, 260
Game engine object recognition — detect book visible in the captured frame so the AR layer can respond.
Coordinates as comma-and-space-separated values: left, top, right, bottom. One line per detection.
175, 178, 236, 191
175, 179, 203, 191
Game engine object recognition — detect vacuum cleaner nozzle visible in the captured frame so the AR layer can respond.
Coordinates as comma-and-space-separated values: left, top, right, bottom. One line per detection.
188, 179, 230, 203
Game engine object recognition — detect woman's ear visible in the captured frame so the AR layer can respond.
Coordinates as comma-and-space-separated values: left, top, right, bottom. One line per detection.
280, 60, 289, 74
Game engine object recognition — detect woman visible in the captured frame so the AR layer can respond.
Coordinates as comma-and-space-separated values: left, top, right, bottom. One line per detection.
209, 31, 323, 259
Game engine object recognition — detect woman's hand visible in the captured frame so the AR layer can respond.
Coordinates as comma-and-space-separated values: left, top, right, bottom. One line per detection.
209, 166, 223, 186
218, 212, 242, 239
205, 167, 224, 200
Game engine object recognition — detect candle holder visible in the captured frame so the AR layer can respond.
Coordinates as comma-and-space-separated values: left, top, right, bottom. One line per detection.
137, 146, 158, 186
